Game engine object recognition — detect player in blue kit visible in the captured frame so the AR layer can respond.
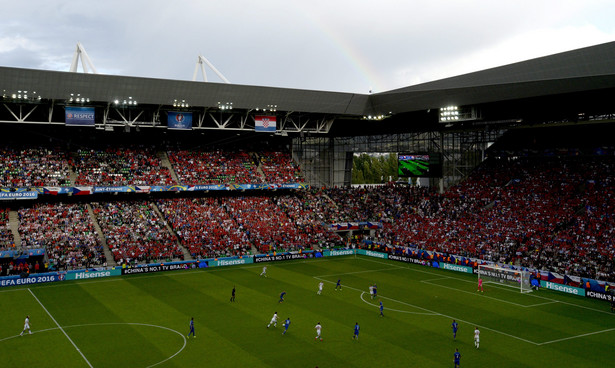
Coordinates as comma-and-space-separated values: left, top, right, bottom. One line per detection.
454, 348, 461, 368
373, 284, 378, 299
282, 317, 291, 335
279, 291, 286, 303
379, 300, 384, 317
188, 317, 195, 338
353, 322, 360, 340
451, 319, 458, 340
335, 279, 342, 291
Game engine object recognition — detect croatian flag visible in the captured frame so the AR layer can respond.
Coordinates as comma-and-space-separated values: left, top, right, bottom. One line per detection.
255, 115, 276, 132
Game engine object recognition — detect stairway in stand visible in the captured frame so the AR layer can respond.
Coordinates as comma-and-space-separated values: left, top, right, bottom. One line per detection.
85, 204, 117, 266
151, 201, 193, 261
8, 210, 22, 249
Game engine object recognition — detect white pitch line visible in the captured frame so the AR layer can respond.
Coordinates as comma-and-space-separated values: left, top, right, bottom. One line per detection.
0, 322, 186, 368
525, 301, 560, 308
353, 257, 615, 315
28, 288, 94, 368
538, 327, 615, 345
420, 279, 546, 308
420, 277, 454, 283
314, 275, 541, 345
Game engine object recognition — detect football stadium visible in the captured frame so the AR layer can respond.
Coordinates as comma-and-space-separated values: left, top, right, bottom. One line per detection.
1, 41, 615, 367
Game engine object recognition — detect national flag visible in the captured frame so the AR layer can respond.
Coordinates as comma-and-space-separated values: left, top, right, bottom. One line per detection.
44, 187, 61, 195
72, 187, 92, 195
135, 186, 151, 193
255, 115, 276, 132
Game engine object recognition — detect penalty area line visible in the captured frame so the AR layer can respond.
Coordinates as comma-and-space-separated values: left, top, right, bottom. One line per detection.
537, 327, 615, 346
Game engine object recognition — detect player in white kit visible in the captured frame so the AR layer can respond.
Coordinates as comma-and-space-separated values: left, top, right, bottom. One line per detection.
315, 322, 322, 341
267, 312, 278, 328
474, 327, 480, 349
20, 315, 31, 336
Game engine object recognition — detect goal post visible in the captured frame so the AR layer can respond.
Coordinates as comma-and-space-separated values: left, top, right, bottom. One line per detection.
478, 264, 532, 293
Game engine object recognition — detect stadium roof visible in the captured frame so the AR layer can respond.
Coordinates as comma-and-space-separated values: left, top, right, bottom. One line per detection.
369, 41, 615, 115
1, 41, 615, 119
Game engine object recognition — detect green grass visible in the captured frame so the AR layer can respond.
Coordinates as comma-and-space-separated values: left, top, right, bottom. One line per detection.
1, 256, 614, 367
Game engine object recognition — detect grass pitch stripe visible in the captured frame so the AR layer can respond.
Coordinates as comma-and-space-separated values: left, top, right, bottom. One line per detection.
28, 288, 94, 368
314, 275, 541, 345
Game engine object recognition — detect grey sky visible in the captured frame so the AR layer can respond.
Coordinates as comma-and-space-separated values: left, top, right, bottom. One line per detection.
1, 0, 614, 93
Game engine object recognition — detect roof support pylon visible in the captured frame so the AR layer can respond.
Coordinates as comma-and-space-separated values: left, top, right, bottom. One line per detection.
192, 55, 230, 83
69, 42, 98, 74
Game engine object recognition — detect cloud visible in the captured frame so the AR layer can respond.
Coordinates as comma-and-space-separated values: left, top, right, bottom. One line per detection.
390, 24, 615, 89
1, 0, 614, 92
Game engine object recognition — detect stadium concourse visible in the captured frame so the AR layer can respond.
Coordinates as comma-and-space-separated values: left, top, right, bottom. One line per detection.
0, 141, 613, 289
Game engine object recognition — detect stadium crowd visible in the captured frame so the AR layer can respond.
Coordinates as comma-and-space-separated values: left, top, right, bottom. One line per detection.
348, 155, 615, 281
0, 208, 15, 250
156, 197, 252, 259
168, 150, 262, 185
73, 146, 175, 186
92, 201, 182, 264
1, 145, 613, 283
257, 151, 305, 184
0, 146, 72, 187
17, 203, 105, 270
0, 145, 305, 188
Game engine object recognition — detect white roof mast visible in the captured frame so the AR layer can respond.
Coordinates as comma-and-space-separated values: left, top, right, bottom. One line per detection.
192, 55, 230, 83
69, 42, 98, 74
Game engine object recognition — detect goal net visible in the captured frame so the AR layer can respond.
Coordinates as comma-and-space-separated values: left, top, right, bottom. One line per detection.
478, 264, 532, 293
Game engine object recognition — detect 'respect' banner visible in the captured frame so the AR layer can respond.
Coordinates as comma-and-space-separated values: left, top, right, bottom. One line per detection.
167, 111, 192, 130
65, 107, 95, 126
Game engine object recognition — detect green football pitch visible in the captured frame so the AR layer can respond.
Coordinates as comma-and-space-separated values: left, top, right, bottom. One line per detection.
1, 256, 614, 367
399, 159, 429, 176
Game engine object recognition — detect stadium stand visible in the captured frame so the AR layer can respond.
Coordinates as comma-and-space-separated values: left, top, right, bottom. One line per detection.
156, 197, 252, 258
223, 195, 313, 253
273, 191, 345, 248
91, 201, 182, 264
0, 139, 612, 282
257, 151, 305, 183
73, 146, 175, 186
354, 154, 615, 281
168, 150, 262, 185
0, 146, 72, 187
17, 203, 105, 270
0, 208, 15, 250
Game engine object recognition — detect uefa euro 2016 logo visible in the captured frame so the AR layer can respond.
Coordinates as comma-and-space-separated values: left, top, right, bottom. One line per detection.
175, 113, 185, 123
